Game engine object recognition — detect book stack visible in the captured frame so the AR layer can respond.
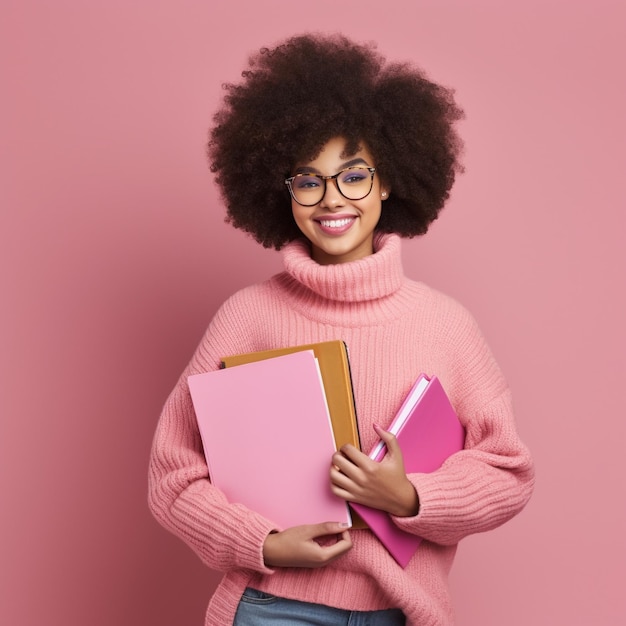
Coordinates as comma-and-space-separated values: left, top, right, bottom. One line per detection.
188, 340, 465, 566
188, 348, 352, 528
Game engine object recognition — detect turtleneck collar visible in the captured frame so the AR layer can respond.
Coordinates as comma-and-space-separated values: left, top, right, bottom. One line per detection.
280, 233, 405, 303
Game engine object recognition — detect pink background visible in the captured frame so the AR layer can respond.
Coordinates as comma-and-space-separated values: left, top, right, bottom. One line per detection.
2, 1, 624, 624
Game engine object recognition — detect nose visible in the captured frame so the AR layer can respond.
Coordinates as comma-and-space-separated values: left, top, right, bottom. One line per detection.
319, 178, 345, 210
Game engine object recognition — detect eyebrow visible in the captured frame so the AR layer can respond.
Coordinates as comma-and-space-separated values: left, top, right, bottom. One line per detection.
293, 157, 369, 175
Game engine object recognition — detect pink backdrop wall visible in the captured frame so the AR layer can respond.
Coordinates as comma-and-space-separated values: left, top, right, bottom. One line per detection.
2, 1, 624, 624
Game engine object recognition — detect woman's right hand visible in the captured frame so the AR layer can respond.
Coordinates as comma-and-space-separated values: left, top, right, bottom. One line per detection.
262, 522, 352, 568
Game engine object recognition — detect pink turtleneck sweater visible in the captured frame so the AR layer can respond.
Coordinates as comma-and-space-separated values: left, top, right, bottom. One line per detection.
148, 234, 534, 626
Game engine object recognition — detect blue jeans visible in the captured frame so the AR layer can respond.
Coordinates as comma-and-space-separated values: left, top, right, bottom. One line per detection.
233, 588, 406, 625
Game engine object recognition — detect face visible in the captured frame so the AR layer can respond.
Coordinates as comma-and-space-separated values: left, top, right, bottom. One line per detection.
289, 137, 389, 265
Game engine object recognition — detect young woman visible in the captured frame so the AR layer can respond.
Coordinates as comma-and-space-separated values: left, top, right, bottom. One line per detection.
148, 34, 534, 626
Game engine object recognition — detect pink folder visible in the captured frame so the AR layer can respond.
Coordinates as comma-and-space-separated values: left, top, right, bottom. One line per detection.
187, 350, 351, 528
351, 375, 465, 567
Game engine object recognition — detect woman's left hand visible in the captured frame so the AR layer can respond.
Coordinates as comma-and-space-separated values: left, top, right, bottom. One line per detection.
330, 424, 419, 517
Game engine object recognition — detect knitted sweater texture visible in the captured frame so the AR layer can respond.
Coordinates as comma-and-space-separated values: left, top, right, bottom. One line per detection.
148, 234, 534, 626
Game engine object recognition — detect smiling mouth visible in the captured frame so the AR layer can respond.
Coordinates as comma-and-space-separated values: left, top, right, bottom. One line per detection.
317, 217, 356, 229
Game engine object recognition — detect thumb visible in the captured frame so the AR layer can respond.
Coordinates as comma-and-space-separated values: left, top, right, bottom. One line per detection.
373, 423, 401, 456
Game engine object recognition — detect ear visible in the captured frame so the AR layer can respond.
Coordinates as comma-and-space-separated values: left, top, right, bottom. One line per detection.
380, 187, 391, 201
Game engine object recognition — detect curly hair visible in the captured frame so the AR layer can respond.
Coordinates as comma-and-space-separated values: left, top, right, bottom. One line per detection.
208, 33, 464, 249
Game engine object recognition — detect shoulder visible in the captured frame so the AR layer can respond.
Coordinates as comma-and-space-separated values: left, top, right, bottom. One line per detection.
204, 274, 287, 339
404, 280, 505, 387
189, 277, 285, 371
406, 278, 482, 336
215, 274, 284, 316
418, 284, 510, 404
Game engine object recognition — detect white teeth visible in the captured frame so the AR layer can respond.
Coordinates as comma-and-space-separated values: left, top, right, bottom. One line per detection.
319, 218, 353, 228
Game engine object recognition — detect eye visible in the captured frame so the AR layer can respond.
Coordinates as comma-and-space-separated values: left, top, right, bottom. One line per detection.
294, 174, 322, 190
340, 168, 369, 185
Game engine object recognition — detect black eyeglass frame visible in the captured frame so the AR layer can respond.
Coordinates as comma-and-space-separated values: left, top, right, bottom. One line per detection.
284, 166, 377, 207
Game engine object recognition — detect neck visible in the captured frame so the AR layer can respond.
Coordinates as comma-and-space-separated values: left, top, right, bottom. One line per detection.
280, 233, 405, 303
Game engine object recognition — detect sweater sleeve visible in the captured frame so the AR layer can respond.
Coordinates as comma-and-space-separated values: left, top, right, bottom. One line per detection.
147, 293, 278, 574
391, 304, 535, 546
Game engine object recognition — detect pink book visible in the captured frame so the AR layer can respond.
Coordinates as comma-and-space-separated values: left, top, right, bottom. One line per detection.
187, 350, 351, 528
351, 375, 465, 567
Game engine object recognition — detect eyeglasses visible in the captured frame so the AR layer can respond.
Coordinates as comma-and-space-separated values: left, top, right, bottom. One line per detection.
285, 166, 377, 207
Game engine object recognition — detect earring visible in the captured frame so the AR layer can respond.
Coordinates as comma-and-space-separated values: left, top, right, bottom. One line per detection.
381, 192, 387, 198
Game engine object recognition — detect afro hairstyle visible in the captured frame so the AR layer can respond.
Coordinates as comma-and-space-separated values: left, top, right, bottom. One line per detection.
208, 33, 464, 249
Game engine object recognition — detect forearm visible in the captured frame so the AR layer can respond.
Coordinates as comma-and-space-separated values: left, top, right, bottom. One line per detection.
393, 432, 534, 545
394, 392, 534, 545
148, 379, 277, 573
